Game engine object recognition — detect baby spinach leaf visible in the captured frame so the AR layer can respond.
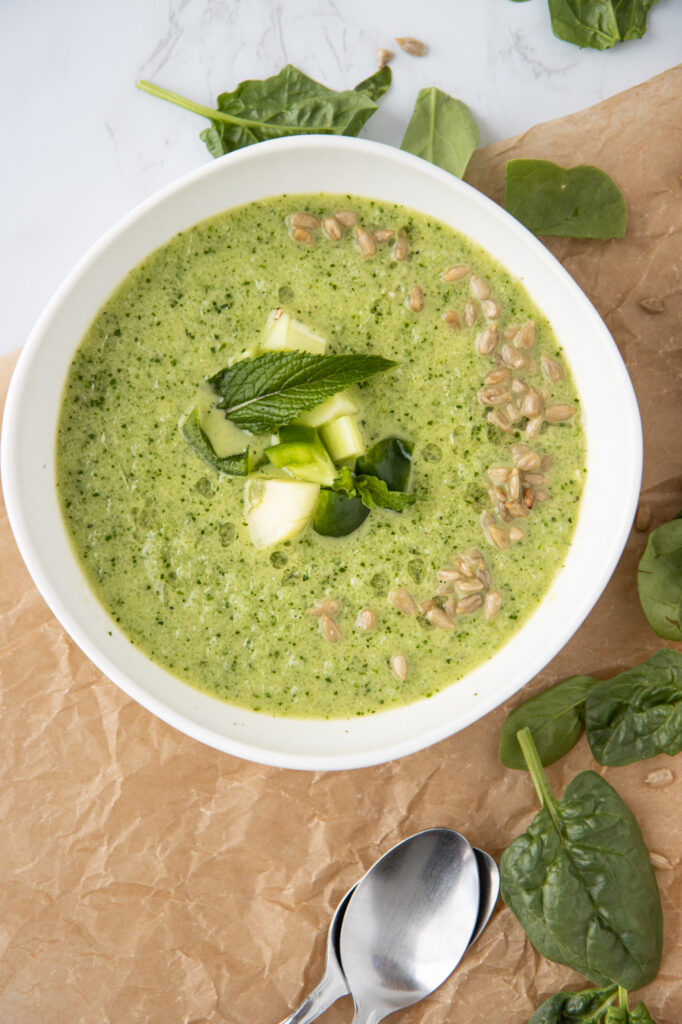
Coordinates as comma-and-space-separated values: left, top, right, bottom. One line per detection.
529, 984, 618, 1024
400, 87, 480, 179
637, 514, 682, 640
180, 407, 251, 476
604, 1004, 656, 1024
504, 159, 627, 239
356, 437, 414, 492
209, 351, 396, 434
548, 0, 659, 50
354, 66, 392, 103
500, 730, 663, 991
499, 675, 596, 769
585, 649, 682, 766
137, 64, 386, 159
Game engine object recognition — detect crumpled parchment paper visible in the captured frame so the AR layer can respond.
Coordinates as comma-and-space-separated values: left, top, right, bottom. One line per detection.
1, 64, 681, 1024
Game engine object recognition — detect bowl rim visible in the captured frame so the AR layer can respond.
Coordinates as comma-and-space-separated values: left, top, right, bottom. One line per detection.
1, 134, 642, 770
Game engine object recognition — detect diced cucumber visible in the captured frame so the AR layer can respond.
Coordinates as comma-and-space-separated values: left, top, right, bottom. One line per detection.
356, 436, 414, 491
265, 425, 337, 486
244, 477, 320, 548
321, 415, 365, 462
261, 309, 327, 354
181, 408, 252, 476
313, 490, 370, 537
296, 390, 359, 428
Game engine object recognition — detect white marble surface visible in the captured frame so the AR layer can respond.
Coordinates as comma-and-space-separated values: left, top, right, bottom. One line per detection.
1, 0, 680, 357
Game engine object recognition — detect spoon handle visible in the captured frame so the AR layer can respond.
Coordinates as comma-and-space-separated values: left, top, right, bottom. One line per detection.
277, 968, 349, 1024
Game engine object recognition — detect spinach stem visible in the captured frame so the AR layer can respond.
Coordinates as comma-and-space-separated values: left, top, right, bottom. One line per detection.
618, 986, 629, 1011
136, 79, 323, 134
516, 727, 559, 824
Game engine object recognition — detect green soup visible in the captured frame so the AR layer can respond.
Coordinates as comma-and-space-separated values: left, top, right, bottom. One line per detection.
56, 194, 585, 719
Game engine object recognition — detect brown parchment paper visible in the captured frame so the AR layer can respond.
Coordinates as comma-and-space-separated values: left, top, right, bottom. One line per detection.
2, 66, 682, 1024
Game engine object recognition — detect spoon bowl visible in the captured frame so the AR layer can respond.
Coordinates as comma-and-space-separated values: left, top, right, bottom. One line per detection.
339, 828, 480, 1024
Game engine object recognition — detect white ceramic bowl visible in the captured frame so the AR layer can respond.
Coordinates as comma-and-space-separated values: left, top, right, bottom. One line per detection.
1, 136, 641, 771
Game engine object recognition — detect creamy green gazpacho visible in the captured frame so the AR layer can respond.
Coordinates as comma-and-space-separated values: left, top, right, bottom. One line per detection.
57, 194, 584, 718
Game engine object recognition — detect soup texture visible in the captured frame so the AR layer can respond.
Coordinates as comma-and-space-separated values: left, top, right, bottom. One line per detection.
57, 194, 585, 718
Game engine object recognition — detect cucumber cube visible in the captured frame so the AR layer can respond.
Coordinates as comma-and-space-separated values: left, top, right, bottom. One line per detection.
244, 477, 320, 548
261, 309, 327, 354
321, 415, 365, 462
296, 390, 359, 428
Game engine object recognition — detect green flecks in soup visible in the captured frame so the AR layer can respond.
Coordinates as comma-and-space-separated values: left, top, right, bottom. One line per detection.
56, 194, 585, 719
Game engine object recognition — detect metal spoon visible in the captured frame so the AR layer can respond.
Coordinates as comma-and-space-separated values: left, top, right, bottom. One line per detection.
339, 828, 480, 1024
275, 842, 499, 1024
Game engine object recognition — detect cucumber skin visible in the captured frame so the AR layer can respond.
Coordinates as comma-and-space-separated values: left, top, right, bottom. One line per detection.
312, 490, 369, 537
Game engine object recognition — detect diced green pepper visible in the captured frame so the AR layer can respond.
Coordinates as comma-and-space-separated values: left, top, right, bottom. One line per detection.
312, 489, 370, 537
265, 424, 337, 486
356, 436, 414, 491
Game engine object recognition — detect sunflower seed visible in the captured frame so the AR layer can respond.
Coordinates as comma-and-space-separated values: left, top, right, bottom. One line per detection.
335, 210, 357, 227
515, 450, 542, 472
503, 325, 521, 339
389, 587, 418, 616
442, 264, 471, 282
523, 486, 535, 509
485, 368, 512, 385
644, 767, 674, 787
290, 212, 320, 229
650, 852, 674, 871
478, 568, 491, 589
457, 578, 484, 594
435, 582, 455, 596
390, 653, 409, 681
540, 354, 564, 382
419, 598, 440, 614
488, 409, 513, 434
377, 47, 394, 68
356, 226, 377, 257
639, 297, 665, 313
510, 443, 532, 459
323, 215, 342, 241
501, 344, 527, 369
292, 227, 314, 244
505, 401, 521, 424
488, 465, 510, 484
521, 387, 542, 417
526, 416, 544, 439
409, 285, 424, 312
462, 548, 486, 571
320, 614, 342, 642
508, 525, 524, 543
497, 502, 513, 522
464, 300, 478, 326
444, 596, 458, 618
308, 598, 342, 617
469, 275, 490, 300
481, 299, 500, 319
508, 467, 521, 501
515, 320, 536, 350
506, 501, 530, 519
356, 608, 376, 631
393, 233, 409, 261
484, 591, 502, 620
373, 228, 395, 243
437, 568, 461, 582
524, 472, 547, 485
395, 36, 427, 56
426, 607, 456, 630
510, 378, 529, 395
455, 556, 475, 578
489, 525, 509, 549
635, 504, 652, 531
479, 385, 510, 407
540, 454, 554, 472
443, 310, 462, 329
457, 594, 483, 614
477, 325, 499, 355
534, 488, 551, 502
544, 403, 576, 422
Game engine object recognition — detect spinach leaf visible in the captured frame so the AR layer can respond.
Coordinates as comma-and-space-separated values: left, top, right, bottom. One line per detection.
400, 87, 480, 179
137, 64, 385, 159
356, 437, 414, 492
499, 675, 596, 769
530, 985, 618, 1023
504, 159, 627, 239
637, 514, 682, 640
585, 649, 682, 766
180, 407, 251, 476
548, 0, 658, 49
500, 730, 663, 990
354, 66, 392, 103
209, 351, 396, 434
604, 1004, 656, 1024
331, 465, 418, 512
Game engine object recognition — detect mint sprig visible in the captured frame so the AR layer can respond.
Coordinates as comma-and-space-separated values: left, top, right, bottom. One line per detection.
209, 351, 396, 434
332, 465, 418, 512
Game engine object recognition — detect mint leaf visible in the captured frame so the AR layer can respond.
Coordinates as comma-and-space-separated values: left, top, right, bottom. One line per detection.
210, 351, 396, 434
504, 159, 627, 239
401, 87, 479, 179
137, 64, 387, 159
330, 466, 357, 497
181, 407, 251, 475
356, 475, 419, 511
